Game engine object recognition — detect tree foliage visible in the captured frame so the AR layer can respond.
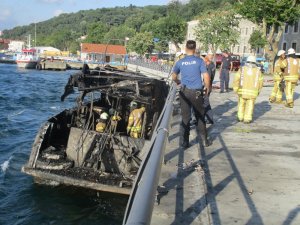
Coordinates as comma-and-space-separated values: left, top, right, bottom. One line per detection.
236, 0, 300, 59
103, 25, 136, 45
195, 10, 240, 54
127, 32, 154, 55
1, 1, 236, 52
156, 14, 187, 51
84, 22, 109, 43
249, 30, 268, 52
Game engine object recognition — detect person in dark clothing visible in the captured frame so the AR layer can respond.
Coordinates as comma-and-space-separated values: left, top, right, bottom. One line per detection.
82, 63, 90, 74
172, 40, 212, 148
203, 53, 216, 124
219, 50, 233, 93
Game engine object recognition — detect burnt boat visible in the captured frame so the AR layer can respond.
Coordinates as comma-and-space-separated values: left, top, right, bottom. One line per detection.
22, 67, 169, 195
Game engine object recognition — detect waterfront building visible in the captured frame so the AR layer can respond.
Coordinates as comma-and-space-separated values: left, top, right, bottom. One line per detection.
80, 43, 127, 64
8, 40, 25, 52
171, 17, 300, 57
1, 38, 11, 50
280, 19, 300, 53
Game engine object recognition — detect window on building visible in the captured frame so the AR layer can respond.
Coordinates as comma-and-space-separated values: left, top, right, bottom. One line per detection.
237, 45, 240, 53
246, 28, 248, 35
283, 42, 287, 51
285, 24, 289, 33
294, 22, 299, 32
275, 25, 279, 33
292, 42, 297, 50
243, 46, 247, 53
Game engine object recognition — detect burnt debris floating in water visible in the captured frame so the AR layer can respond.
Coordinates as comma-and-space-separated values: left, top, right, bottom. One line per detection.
22, 66, 169, 195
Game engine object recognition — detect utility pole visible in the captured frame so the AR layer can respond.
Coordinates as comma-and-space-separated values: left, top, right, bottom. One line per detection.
35, 23, 37, 47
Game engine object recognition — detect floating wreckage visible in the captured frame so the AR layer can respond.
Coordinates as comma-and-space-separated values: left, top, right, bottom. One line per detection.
22, 66, 169, 195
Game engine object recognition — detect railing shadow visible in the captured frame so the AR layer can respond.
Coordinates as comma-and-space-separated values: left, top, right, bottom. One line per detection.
161, 92, 275, 225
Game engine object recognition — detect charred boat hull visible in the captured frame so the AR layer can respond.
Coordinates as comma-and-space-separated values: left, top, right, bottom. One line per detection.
22, 68, 169, 194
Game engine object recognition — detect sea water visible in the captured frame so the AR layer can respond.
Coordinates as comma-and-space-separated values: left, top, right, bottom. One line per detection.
0, 64, 127, 225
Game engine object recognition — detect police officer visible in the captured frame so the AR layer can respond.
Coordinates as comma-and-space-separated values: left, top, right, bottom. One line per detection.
203, 53, 216, 124
233, 56, 263, 123
219, 50, 233, 93
172, 40, 212, 148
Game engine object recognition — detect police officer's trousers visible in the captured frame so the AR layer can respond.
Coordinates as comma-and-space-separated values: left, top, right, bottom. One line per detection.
220, 69, 230, 92
203, 95, 213, 124
179, 88, 207, 146
237, 97, 255, 123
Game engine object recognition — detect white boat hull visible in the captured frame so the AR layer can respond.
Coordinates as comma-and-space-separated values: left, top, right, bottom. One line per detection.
16, 61, 38, 69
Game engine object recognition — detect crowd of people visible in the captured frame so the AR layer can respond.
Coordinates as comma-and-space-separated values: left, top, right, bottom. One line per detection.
172, 40, 300, 149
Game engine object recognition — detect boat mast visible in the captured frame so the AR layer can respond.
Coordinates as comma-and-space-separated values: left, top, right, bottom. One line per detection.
28, 34, 31, 49
34, 23, 37, 47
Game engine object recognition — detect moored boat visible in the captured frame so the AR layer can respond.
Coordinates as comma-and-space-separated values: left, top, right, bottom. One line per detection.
22, 67, 169, 195
16, 49, 40, 69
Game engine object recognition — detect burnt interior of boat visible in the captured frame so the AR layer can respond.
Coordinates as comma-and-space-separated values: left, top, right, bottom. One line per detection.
24, 70, 169, 191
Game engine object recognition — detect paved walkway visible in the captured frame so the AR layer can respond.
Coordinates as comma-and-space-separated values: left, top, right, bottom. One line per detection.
152, 76, 300, 225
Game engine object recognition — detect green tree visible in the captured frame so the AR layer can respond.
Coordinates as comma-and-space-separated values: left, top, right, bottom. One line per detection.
194, 10, 240, 55
154, 41, 169, 53
236, 0, 300, 61
84, 22, 109, 44
127, 32, 154, 55
125, 12, 154, 31
156, 14, 187, 51
103, 25, 136, 45
249, 30, 268, 53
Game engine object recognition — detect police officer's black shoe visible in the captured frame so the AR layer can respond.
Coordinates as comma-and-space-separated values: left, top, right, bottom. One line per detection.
204, 138, 212, 147
181, 141, 189, 149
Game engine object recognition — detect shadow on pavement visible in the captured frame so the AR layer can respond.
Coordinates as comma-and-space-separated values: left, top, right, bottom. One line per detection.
282, 206, 300, 225
161, 91, 275, 225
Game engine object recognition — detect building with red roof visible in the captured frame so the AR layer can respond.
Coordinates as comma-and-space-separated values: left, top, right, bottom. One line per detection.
80, 43, 127, 65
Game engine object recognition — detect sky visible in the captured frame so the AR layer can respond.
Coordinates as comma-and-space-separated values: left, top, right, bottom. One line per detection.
0, 0, 170, 31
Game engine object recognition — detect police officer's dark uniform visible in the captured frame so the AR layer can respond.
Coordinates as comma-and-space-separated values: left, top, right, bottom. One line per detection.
172, 45, 211, 148
220, 52, 232, 93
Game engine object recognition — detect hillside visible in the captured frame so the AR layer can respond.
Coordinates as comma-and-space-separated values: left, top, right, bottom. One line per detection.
2, 0, 234, 53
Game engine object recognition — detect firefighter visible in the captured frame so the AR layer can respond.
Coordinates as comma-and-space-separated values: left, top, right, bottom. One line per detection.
269, 50, 287, 103
233, 56, 263, 124
127, 103, 146, 138
284, 48, 300, 108
96, 112, 109, 132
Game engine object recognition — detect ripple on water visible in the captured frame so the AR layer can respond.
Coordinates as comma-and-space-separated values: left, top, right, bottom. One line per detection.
0, 65, 125, 224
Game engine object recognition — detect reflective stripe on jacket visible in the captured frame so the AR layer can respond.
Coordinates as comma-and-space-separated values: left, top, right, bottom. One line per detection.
233, 65, 263, 99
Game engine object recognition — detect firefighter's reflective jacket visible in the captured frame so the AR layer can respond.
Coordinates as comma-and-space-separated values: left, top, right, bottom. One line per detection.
127, 107, 146, 138
233, 64, 263, 99
284, 57, 300, 83
274, 58, 287, 81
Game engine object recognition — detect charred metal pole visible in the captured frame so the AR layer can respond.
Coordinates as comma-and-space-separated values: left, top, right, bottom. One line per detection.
123, 82, 177, 225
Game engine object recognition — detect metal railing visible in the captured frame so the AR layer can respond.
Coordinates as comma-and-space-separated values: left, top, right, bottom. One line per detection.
128, 58, 173, 74
123, 82, 177, 225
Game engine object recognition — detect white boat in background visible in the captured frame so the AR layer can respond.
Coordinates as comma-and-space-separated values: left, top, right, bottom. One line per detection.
16, 48, 40, 69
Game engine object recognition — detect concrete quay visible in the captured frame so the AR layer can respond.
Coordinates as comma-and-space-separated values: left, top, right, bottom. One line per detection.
151, 78, 300, 225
